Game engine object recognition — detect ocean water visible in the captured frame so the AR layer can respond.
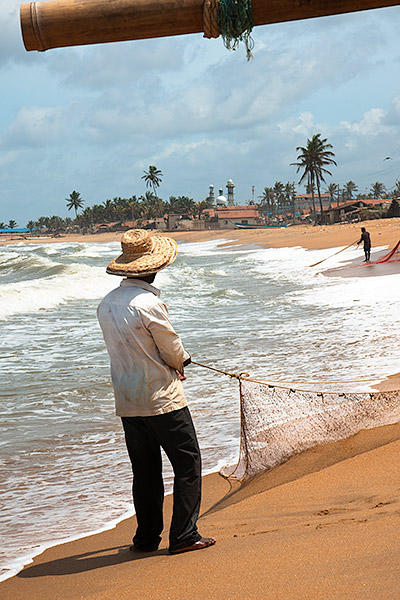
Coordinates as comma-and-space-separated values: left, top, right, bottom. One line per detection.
1, 238, 399, 581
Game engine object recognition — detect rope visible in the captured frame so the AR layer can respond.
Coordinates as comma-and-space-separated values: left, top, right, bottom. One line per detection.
203, 0, 220, 39
190, 360, 393, 395
191, 360, 249, 380
308, 240, 358, 268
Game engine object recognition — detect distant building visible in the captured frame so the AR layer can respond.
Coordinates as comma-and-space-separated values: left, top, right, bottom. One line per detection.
208, 179, 236, 207
294, 193, 332, 212
325, 199, 391, 223
203, 205, 259, 229
0, 228, 29, 235
216, 189, 228, 207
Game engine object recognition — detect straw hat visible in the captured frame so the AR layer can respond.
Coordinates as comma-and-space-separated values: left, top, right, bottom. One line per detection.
106, 229, 178, 276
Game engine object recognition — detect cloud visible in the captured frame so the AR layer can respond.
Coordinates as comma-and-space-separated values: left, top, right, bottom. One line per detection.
2, 3, 400, 224
1, 105, 67, 148
341, 108, 393, 137
0, 1, 35, 64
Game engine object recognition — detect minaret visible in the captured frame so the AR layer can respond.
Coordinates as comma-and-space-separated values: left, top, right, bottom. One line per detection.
226, 179, 235, 205
208, 184, 215, 204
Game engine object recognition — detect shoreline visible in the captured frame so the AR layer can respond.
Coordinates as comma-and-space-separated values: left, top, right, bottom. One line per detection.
1, 217, 399, 251
0, 370, 399, 591
1, 218, 399, 598
2, 412, 400, 599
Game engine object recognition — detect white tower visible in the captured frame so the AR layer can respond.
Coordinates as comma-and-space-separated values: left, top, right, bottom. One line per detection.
226, 179, 235, 205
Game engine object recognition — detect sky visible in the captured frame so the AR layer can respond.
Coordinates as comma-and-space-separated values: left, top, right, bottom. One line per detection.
1, 1, 400, 226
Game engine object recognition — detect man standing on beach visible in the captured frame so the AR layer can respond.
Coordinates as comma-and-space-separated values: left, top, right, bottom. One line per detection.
97, 229, 215, 555
357, 227, 371, 262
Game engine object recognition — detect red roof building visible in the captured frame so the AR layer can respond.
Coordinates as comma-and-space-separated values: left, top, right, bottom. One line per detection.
203, 205, 260, 229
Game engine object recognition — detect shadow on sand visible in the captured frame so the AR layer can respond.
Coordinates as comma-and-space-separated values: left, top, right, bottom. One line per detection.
18, 545, 168, 578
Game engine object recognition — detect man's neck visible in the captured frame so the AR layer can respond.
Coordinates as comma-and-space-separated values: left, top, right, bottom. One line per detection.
129, 274, 156, 284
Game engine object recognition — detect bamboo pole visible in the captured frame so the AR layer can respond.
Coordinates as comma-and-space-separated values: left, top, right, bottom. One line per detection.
20, 0, 400, 52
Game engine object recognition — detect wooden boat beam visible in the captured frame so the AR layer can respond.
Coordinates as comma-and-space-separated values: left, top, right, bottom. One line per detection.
20, 0, 400, 52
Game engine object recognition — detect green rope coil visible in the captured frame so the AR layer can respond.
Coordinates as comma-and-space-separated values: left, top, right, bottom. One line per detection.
218, 0, 255, 61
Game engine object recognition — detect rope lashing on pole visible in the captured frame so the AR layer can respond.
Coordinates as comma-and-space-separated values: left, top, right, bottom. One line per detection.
203, 0, 255, 60
203, 0, 220, 39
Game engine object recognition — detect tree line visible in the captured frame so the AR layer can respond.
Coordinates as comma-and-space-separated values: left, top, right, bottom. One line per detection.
3, 146, 400, 232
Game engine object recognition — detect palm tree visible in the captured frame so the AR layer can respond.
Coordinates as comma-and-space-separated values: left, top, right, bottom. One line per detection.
283, 182, 295, 207
194, 200, 209, 219
326, 182, 339, 207
273, 181, 285, 214
66, 191, 84, 218
370, 182, 386, 199
142, 166, 163, 197
177, 196, 195, 215
344, 180, 358, 200
8, 220, 17, 229
258, 187, 275, 215
291, 134, 337, 224
394, 179, 400, 199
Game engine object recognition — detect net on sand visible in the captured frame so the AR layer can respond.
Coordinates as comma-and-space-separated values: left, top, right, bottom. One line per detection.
376, 239, 400, 263
221, 379, 400, 481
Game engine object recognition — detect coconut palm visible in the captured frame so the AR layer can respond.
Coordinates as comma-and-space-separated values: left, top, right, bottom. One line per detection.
291, 134, 337, 223
370, 182, 386, 199
326, 182, 339, 207
283, 182, 296, 208
392, 179, 400, 199
66, 191, 84, 218
142, 166, 163, 197
344, 180, 358, 200
177, 196, 195, 215
194, 200, 209, 219
8, 220, 17, 229
271, 181, 283, 210
258, 187, 275, 215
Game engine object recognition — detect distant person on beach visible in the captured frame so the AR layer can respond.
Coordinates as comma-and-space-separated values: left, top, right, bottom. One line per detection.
97, 229, 215, 555
357, 227, 371, 262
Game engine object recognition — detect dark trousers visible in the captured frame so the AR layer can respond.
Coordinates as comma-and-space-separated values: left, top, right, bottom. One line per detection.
122, 406, 202, 552
364, 246, 371, 261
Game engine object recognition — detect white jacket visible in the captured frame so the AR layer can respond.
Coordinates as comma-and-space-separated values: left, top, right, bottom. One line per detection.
97, 278, 190, 417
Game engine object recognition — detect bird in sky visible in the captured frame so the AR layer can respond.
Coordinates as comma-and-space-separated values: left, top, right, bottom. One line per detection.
383, 156, 392, 160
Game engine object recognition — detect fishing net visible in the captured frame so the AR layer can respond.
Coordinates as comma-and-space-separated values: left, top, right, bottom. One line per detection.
221, 379, 400, 481
203, 0, 255, 60
376, 240, 400, 263
218, 0, 254, 60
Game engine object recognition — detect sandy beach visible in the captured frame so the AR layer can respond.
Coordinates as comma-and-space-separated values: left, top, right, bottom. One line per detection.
1, 217, 399, 599
1, 413, 399, 600
1, 217, 399, 251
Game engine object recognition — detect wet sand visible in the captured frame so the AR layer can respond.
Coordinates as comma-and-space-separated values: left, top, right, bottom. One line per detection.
1, 218, 399, 599
1, 411, 399, 600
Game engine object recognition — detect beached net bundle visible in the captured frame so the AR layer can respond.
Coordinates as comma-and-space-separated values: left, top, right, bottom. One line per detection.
203, 0, 255, 60
221, 379, 400, 481
376, 240, 400, 263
